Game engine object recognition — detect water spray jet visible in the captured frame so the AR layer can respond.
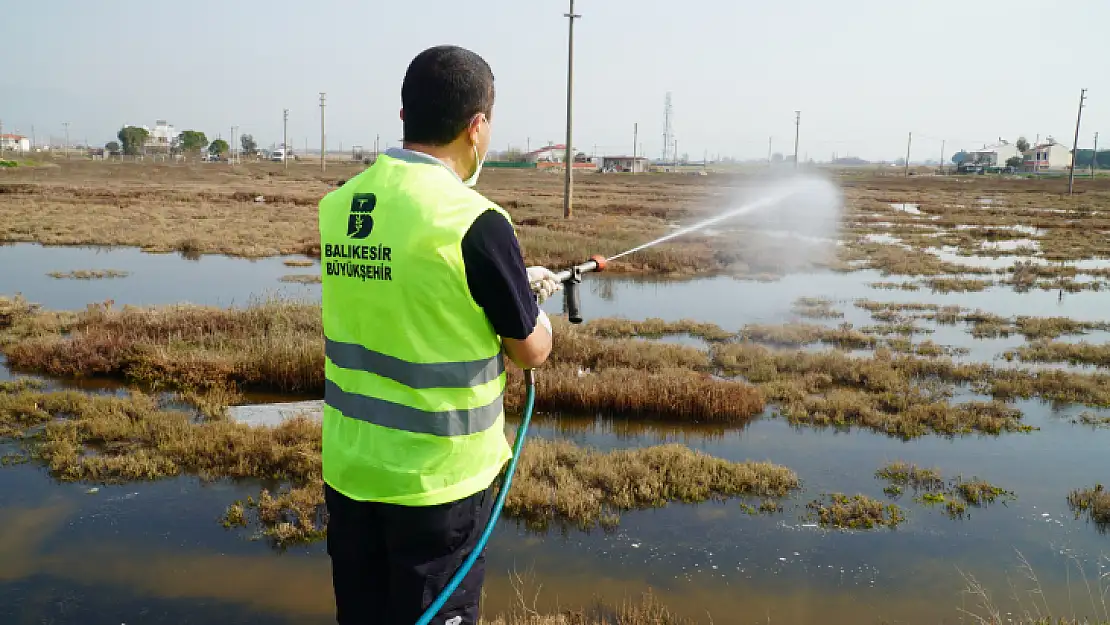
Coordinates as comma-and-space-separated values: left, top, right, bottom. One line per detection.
553, 184, 809, 323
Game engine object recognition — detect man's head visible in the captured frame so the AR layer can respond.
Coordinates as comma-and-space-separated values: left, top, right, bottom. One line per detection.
401, 45, 495, 178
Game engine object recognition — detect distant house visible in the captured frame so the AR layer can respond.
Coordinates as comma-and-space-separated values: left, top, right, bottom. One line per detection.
524, 144, 569, 163
136, 120, 181, 152
1023, 139, 1072, 172
961, 141, 1022, 172
0, 134, 31, 153
597, 155, 649, 173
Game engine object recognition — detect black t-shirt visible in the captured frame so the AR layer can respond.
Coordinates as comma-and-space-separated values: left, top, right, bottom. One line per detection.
460, 210, 539, 340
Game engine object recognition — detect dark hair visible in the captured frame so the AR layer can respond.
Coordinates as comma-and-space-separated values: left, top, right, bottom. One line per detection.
402, 45, 495, 146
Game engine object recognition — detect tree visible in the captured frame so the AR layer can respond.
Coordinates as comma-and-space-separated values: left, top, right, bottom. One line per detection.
105, 141, 120, 154
240, 133, 257, 156
501, 148, 524, 162
117, 126, 149, 156
1016, 137, 1030, 153
951, 150, 969, 165
208, 139, 230, 156
1005, 155, 1023, 169
178, 130, 209, 154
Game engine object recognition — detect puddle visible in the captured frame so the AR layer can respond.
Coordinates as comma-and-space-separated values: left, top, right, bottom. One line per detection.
890, 203, 921, 215
981, 238, 1041, 252
860, 233, 904, 246
0, 244, 319, 309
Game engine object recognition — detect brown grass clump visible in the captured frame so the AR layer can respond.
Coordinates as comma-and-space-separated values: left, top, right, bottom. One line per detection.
504, 438, 799, 531
1004, 340, 1110, 368
278, 273, 322, 284
1013, 316, 1110, 340
507, 365, 765, 424
1067, 484, 1110, 531
805, 493, 905, 529
953, 477, 1011, 506
738, 323, 876, 349
0, 389, 321, 484
46, 269, 130, 280
869, 281, 921, 291
582, 317, 733, 342
282, 258, 316, 268
791, 297, 843, 319
875, 461, 943, 491
712, 342, 1031, 437
923, 277, 993, 293
2, 299, 324, 393
1073, 412, 1110, 428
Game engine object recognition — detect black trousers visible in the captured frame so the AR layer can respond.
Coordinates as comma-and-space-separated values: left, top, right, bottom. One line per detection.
325, 483, 494, 625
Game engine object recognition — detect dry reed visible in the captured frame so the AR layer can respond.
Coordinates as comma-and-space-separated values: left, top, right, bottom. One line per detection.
1067, 484, 1110, 531
46, 269, 130, 280
805, 493, 905, 529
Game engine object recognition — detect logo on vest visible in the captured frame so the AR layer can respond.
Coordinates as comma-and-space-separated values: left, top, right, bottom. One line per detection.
347, 193, 377, 239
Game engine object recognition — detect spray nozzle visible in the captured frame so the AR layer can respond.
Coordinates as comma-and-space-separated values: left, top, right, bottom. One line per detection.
556, 255, 607, 324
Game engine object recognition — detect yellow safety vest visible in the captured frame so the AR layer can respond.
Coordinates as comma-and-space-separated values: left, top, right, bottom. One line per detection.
319, 151, 512, 506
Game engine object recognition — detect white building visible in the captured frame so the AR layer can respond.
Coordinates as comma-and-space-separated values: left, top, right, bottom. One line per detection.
524, 144, 568, 163
967, 141, 1022, 168
0, 134, 31, 153
1023, 139, 1072, 172
141, 120, 181, 151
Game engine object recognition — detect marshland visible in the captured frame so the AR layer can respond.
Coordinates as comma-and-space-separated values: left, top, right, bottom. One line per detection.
2, 161, 1110, 624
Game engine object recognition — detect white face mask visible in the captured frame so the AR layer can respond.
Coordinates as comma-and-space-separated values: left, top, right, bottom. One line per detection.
462, 115, 487, 187
463, 143, 485, 187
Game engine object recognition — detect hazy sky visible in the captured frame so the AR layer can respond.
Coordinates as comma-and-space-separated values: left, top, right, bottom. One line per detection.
3, 0, 1107, 161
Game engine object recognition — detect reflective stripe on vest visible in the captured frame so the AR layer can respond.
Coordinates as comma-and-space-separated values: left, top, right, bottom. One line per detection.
319, 151, 514, 506
325, 338, 505, 389
324, 380, 504, 437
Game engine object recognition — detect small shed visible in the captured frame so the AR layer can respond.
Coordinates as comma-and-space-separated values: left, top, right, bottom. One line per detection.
598, 155, 649, 173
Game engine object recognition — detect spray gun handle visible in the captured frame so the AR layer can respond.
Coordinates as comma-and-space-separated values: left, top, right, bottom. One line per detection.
554, 255, 607, 284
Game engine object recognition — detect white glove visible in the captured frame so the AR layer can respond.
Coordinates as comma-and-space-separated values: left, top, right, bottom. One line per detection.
526, 266, 563, 305
536, 309, 552, 335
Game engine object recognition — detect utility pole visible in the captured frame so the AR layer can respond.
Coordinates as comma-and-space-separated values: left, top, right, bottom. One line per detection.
231, 125, 238, 163
282, 109, 289, 170
905, 132, 912, 177
1068, 88, 1087, 195
940, 139, 946, 173
562, 0, 580, 219
0, 119, 4, 157
793, 111, 801, 170
375, 133, 380, 157
319, 92, 327, 172
767, 136, 772, 166
62, 122, 71, 158
674, 139, 679, 167
31, 125, 36, 152
632, 123, 638, 169
1092, 132, 1099, 177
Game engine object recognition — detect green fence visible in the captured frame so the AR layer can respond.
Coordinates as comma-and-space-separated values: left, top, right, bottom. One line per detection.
484, 161, 537, 169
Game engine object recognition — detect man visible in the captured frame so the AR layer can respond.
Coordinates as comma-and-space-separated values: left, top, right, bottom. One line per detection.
318, 45, 561, 625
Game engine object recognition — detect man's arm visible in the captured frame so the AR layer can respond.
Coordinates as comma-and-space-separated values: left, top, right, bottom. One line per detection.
461, 210, 552, 369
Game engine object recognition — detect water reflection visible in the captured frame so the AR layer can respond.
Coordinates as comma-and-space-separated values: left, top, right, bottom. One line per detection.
3, 243, 1110, 624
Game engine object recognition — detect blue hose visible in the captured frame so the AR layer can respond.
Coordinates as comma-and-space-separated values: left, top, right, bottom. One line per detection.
415, 369, 537, 625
